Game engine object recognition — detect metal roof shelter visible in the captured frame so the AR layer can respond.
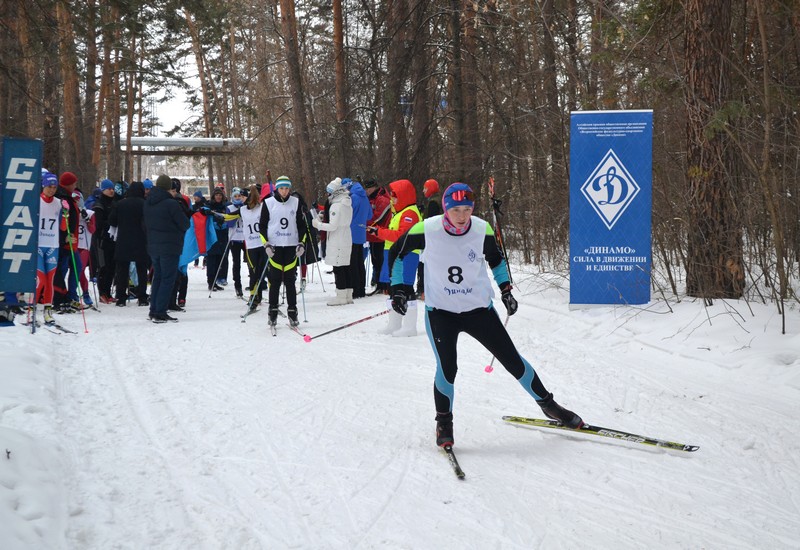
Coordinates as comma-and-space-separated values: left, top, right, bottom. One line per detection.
121, 136, 248, 156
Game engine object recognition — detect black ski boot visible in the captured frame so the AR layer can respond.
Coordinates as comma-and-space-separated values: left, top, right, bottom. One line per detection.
287, 307, 299, 327
268, 306, 278, 327
538, 392, 583, 429
435, 412, 454, 447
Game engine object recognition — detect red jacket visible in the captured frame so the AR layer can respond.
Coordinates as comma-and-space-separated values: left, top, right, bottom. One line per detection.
366, 187, 391, 243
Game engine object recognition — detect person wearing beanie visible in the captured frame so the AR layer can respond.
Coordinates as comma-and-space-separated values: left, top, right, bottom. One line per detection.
52, 172, 82, 310
35, 172, 63, 324
416, 178, 442, 301
142, 179, 154, 195
156, 174, 172, 190
312, 177, 354, 306
259, 175, 309, 327
206, 187, 230, 291
93, 178, 119, 303
108, 181, 150, 307
191, 190, 207, 213
422, 178, 442, 218
366, 179, 421, 334
143, 174, 190, 323
388, 182, 584, 449
364, 179, 391, 293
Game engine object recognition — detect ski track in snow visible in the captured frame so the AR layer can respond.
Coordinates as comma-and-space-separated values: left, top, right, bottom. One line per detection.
2, 265, 799, 549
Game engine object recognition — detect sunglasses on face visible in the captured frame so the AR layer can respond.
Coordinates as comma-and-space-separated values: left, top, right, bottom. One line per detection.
449, 190, 474, 202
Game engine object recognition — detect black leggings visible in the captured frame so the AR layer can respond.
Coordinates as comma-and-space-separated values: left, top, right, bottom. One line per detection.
425, 306, 549, 415
267, 246, 298, 309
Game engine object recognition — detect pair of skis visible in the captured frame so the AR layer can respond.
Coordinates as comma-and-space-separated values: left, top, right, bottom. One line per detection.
22, 320, 77, 334
441, 416, 699, 480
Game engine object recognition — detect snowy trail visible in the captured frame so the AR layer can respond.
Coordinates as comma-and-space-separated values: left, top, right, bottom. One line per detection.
2, 266, 800, 549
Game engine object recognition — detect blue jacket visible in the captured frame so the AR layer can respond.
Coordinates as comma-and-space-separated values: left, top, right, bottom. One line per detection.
349, 183, 371, 245
143, 187, 191, 257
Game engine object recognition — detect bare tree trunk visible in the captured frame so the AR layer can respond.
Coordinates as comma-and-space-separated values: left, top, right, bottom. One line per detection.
377, 0, 409, 179
461, 2, 481, 187
279, 0, 316, 198
333, 0, 352, 175
448, 0, 465, 180
409, 1, 433, 186
84, 0, 99, 184
124, 33, 137, 182
684, 0, 743, 299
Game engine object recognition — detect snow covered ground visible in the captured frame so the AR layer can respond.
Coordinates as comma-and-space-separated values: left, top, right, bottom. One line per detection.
1, 263, 799, 549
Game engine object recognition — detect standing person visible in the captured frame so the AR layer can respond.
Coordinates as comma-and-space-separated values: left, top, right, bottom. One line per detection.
367, 179, 421, 335
422, 179, 442, 218
36, 172, 63, 324
417, 178, 442, 300
143, 175, 190, 323
388, 183, 583, 448
92, 179, 118, 303
109, 181, 150, 307
206, 188, 230, 291
226, 187, 247, 298
293, 189, 318, 291
240, 184, 267, 312
170, 178, 193, 309
53, 172, 81, 310
312, 177, 353, 306
259, 176, 308, 327
347, 180, 371, 298
73, 189, 96, 306
364, 179, 391, 292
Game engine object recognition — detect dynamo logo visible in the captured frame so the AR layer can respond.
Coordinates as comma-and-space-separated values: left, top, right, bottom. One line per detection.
580, 149, 640, 230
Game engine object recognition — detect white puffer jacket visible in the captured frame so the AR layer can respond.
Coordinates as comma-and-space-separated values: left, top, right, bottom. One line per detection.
313, 178, 353, 266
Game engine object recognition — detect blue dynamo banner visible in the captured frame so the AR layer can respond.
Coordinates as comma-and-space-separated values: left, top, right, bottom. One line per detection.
569, 111, 652, 305
0, 137, 42, 293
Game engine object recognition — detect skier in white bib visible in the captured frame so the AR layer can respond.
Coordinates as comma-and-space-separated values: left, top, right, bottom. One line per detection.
388, 182, 583, 448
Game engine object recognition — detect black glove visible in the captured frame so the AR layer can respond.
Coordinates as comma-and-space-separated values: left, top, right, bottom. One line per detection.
80, 208, 89, 221
501, 285, 518, 316
391, 287, 407, 315
366, 225, 378, 236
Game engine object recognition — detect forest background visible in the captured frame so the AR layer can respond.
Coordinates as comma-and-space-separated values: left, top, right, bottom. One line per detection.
1, 0, 798, 311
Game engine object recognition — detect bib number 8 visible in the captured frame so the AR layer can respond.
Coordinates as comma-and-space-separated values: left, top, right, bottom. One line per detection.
447, 266, 463, 284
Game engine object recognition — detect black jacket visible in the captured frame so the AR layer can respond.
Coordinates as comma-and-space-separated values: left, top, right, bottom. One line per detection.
143, 187, 190, 257
109, 182, 149, 263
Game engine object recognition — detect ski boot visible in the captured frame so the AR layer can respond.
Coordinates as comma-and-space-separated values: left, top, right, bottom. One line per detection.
435, 412, 454, 447
287, 307, 300, 327
43, 305, 55, 325
82, 293, 94, 306
538, 392, 583, 429
268, 306, 278, 327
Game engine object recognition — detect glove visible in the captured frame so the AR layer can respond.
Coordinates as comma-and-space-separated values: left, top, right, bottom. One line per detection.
391, 287, 407, 315
80, 208, 90, 221
366, 225, 378, 236
295, 244, 305, 258
265, 245, 275, 259
311, 217, 320, 229
501, 285, 518, 316
201, 206, 213, 216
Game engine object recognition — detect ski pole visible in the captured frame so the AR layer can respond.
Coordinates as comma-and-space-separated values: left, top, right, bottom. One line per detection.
63, 205, 89, 333
487, 177, 513, 285
302, 207, 325, 292
484, 312, 510, 373
208, 236, 232, 298
243, 248, 270, 322
303, 309, 390, 343
299, 256, 308, 322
